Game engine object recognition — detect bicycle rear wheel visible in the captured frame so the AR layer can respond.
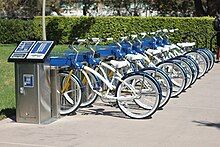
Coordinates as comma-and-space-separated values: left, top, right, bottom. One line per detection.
140, 67, 172, 108
157, 60, 187, 97
177, 55, 199, 85
170, 57, 194, 90
197, 50, 210, 73
185, 51, 208, 78
196, 48, 214, 71
116, 72, 161, 119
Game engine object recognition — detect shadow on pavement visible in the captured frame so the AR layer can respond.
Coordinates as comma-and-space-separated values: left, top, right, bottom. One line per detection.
77, 102, 153, 120
192, 120, 220, 129
77, 108, 130, 119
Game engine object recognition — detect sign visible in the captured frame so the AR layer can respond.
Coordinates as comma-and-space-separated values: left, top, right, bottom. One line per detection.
26, 41, 54, 60
9, 41, 36, 59
8, 41, 54, 62
23, 74, 34, 88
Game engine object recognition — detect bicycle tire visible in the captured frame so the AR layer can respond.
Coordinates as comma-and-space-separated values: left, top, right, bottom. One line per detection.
157, 60, 187, 97
59, 72, 82, 115
185, 51, 208, 78
196, 50, 211, 73
176, 55, 199, 85
196, 48, 214, 71
170, 57, 194, 89
77, 70, 99, 108
140, 67, 172, 108
116, 72, 161, 119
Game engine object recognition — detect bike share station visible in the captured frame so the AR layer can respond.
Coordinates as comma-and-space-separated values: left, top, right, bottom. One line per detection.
8, 41, 61, 124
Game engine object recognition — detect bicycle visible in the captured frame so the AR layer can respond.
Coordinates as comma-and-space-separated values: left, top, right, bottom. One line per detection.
51, 39, 162, 119
128, 32, 188, 97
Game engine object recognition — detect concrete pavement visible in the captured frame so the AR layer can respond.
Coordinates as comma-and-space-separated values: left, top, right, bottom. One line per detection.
0, 63, 220, 147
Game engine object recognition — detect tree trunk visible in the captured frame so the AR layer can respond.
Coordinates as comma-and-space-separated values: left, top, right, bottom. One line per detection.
194, 0, 207, 16
83, 0, 89, 16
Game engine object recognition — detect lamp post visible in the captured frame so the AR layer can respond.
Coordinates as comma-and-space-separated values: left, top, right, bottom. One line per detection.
42, 0, 46, 40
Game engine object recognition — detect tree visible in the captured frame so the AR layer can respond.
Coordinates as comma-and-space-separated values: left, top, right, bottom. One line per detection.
194, 0, 220, 16
0, 0, 19, 18
148, 0, 194, 16
146, 0, 220, 16
0, 0, 42, 18
1, 0, 220, 18
82, 0, 93, 16
102, 0, 150, 16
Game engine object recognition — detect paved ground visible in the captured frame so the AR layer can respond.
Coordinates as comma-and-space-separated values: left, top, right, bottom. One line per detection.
0, 63, 220, 147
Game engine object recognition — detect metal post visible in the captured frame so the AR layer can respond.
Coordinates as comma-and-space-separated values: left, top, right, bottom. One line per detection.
50, 66, 60, 118
42, 0, 46, 40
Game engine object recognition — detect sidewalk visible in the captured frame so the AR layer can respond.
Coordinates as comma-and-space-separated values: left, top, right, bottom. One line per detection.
0, 64, 220, 147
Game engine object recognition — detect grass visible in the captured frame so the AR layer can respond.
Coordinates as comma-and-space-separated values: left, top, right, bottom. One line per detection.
0, 44, 69, 120
0, 44, 16, 120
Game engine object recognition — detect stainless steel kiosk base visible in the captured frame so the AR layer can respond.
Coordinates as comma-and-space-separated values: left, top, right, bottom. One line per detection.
15, 63, 60, 124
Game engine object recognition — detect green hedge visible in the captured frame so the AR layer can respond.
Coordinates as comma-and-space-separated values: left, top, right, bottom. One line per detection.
0, 19, 35, 44
0, 17, 217, 49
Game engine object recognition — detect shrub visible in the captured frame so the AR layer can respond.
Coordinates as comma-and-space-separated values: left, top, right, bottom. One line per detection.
34, 16, 216, 49
0, 19, 35, 44
0, 17, 217, 50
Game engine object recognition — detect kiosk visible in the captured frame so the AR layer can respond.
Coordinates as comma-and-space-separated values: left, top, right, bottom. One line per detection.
8, 41, 60, 124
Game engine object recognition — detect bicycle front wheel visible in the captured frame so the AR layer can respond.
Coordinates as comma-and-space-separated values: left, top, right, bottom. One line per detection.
59, 72, 82, 115
78, 70, 99, 107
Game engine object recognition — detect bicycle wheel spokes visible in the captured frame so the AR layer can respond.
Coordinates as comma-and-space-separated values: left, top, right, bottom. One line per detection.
79, 71, 99, 107
61, 89, 80, 111
151, 72, 169, 95
186, 52, 207, 78
158, 62, 186, 97
59, 72, 82, 115
132, 79, 158, 107
116, 74, 161, 119
141, 68, 172, 108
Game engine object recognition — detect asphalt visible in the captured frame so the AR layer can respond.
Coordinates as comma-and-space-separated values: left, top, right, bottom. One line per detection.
0, 63, 220, 147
